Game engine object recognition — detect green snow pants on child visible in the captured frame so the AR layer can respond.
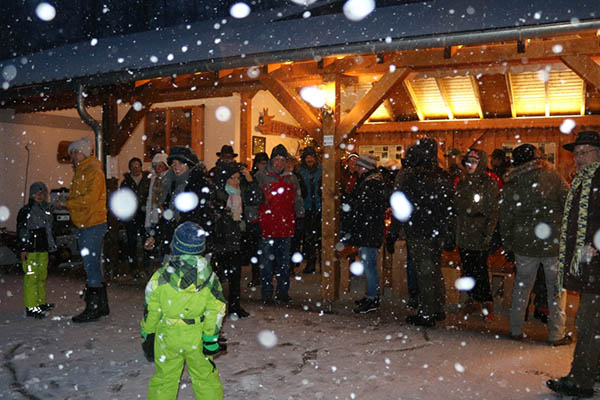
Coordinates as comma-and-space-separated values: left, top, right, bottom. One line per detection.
147, 324, 223, 400
23, 252, 48, 308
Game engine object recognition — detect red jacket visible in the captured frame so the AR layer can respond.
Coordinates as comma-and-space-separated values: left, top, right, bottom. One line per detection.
256, 170, 303, 238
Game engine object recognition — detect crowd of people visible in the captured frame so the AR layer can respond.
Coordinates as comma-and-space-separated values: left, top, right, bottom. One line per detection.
15, 130, 600, 398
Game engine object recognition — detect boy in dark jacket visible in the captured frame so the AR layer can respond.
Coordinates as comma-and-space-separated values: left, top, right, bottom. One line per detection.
141, 221, 226, 399
17, 182, 57, 318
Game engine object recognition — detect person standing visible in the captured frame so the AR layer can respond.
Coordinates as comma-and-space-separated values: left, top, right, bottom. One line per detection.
389, 138, 455, 326
349, 155, 389, 314
454, 148, 499, 321
212, 162, 260, 318
499, 144, 570, 345
17, 182, 57, 318
297, 146, 322, 274
245, 152, 269, 287
143, 153, 169, 275
65, 137, 109, 323
547, 131, 600, 398
255, 144, 304, 304
141, 221, 226, 400
208, 144, 238, 183
119, 157, 150, 278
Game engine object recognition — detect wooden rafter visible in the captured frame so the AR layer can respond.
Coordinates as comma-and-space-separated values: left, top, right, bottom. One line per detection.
258, 73, 322, 138
336, 67, 411, 139
561, 54, 600, 90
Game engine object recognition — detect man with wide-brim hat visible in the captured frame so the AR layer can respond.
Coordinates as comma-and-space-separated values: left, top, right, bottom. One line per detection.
547, 130, 600, 398
216, 145, 238, 160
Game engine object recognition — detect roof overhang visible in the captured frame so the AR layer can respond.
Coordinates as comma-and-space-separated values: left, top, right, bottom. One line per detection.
2, 0, 600, 103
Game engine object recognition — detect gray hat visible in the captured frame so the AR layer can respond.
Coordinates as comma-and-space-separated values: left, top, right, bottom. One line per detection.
356, 155, 377, 170
67, 137, 93, 158
29, 181, 48, 197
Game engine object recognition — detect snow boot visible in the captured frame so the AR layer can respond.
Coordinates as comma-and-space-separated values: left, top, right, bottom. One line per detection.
72, 286, 102, 323
26, 307, 46, 319
98, 282, 110, 316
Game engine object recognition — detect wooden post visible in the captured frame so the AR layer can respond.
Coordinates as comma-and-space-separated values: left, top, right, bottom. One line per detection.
101, 95, 121, 278
191, 105, 205, 161
239, 92, 256, 165
320, 111, 340, 305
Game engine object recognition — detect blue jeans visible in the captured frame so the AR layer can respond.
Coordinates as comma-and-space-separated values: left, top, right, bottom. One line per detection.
259, 237, 291, 299
77, 223, 107, 287
359, 247, 380, 299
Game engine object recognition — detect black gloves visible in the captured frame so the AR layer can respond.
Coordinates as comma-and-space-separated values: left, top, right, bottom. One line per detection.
385, 234, 397, 254
141, 333, 155, 362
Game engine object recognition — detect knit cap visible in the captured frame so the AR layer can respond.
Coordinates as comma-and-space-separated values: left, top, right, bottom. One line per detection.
270, 144, 289, 160
29, 181, 48, 197
67, 137, 93, 158
512, 144, 537, 167
151, 153, 169, 168
171, 221, 206, 256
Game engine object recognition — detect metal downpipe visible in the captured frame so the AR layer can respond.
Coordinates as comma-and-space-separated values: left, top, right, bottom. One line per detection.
76, 84, 103, 162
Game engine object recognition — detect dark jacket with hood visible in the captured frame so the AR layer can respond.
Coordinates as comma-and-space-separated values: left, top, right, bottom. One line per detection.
17, 195, 56, 254
120, 171, 151, 223
500, 158, 567, 257
297, 151, 322, 213
391, 140, 455, 243
454, 149, 499, 251
347, 168, 389, 248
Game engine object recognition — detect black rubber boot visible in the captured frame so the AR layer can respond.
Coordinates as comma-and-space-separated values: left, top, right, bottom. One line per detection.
72, 286, 102, 323
98, 282, 110, 316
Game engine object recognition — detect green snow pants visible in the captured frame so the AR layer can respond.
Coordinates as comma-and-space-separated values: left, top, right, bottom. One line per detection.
147, 324, 223, 400
23, 252, 48, 308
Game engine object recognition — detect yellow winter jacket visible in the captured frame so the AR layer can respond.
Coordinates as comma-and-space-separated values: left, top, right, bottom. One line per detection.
66, 156, 107, 228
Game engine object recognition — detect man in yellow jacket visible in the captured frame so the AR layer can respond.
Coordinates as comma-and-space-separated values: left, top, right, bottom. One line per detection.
65, 137, 109, 323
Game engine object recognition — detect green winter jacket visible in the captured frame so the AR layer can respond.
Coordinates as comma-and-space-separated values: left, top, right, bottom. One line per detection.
499, 158, 568, 257
141, 254, 226, 340
454, 149, 500, 251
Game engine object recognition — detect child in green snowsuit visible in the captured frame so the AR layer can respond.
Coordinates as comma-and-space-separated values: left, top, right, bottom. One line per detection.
141, 221, 226, 400
17, 182, 56, 318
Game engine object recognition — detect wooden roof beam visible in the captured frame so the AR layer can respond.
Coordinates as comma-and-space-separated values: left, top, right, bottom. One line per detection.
561, 54, 600, 90
356, 114, 600, 133
336, 67, 411, 140
258, 73, 322, 138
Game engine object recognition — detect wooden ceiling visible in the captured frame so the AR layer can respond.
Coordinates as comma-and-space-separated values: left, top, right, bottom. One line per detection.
5, 30, 600, 136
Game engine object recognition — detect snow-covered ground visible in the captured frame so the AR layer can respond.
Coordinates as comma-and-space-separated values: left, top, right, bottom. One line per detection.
0, 267, 594, 400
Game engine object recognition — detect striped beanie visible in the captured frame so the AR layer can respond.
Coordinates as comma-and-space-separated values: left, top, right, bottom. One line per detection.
171, 221, 206, 256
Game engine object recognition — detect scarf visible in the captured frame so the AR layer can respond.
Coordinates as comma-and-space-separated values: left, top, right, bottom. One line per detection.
225, 184, 243, 223
557, 160, 600, 290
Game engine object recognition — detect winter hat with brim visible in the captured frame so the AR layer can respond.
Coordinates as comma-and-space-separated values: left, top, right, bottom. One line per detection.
68, 137, 93, 158
356, 155, 377, 170
270, 144, 289, 160
512, 144, 537, 167
216, 144, 238, 158
151, 153, 169, 168
167, 146, 199, 167
563, 130, 600, 152
29, 181, 48, 197
171, 221, 206, 256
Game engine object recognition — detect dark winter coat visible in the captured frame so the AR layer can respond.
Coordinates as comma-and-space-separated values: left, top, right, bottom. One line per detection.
499, 159, 568, 257
454, 150, 499, 251
255, 163, 304, 238
120, 171, 150, 223
392, 164, 455, 243
346, 169, 389, 248
212, 180, 261, 253
297, 164, 322, 212
17, 201, 56, 253
562, 168, 600, 294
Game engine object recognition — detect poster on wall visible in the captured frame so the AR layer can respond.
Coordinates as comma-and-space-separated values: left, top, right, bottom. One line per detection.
501, 142, 557, 166
358, 145, 404, 165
